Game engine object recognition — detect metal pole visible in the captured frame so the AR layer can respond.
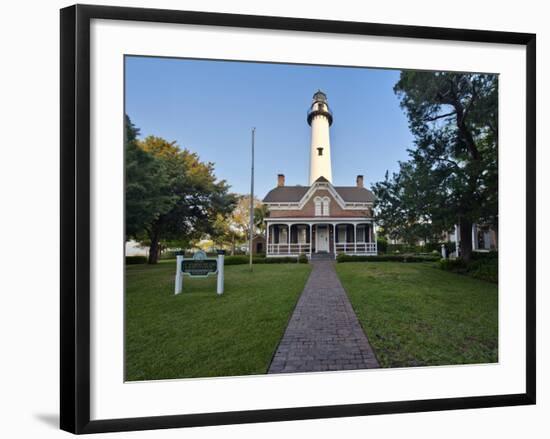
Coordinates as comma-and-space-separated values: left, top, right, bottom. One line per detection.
249, 128, 255, 271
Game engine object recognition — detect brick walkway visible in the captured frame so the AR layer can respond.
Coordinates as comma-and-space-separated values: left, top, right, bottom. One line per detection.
268, 260, 379, 373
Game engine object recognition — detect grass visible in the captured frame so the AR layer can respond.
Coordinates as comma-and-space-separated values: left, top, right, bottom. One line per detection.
336, 262, 498, 368
125, 261, 311, 381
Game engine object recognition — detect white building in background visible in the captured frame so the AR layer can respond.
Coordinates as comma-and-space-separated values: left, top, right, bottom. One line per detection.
447, 223, 498, 256
125, 240, 148, 257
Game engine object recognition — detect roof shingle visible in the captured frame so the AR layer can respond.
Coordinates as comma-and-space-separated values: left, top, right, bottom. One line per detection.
262, 185, 375, 203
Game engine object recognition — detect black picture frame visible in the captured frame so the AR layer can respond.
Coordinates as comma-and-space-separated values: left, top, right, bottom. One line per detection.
60, 4, 536, 434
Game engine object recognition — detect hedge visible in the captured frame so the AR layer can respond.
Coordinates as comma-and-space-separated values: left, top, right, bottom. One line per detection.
126, 256, 148, 265
439, 255, 498, 283
384, 242, 456, 255
337, 254, 440, 263
223, 255, 308, 265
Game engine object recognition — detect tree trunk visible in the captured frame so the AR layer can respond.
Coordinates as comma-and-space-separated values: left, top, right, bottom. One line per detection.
459, 219, 473, 262
231, 235, 235, 256
148, 230, 160, 264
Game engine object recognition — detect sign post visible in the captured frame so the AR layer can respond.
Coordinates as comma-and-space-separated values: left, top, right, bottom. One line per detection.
174, 250, 224, 295
175, 254, 184, 295
217, 250, 225, 295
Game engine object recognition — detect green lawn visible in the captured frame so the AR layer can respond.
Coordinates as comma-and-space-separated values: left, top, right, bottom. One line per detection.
125, 261, 311, 381
336, 262, 498, 368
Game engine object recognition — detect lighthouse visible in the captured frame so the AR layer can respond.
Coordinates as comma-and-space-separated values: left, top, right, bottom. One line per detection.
307, 90, 333, 184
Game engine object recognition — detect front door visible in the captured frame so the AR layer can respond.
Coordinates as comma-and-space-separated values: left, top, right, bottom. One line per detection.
316, 226, 329, 252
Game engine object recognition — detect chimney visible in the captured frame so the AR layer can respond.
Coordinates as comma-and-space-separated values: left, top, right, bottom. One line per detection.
356, 175, 364, 188
277, 174, 285, 187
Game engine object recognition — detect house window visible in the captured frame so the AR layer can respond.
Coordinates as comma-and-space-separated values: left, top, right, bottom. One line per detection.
337, 225, 346, 243
314, 197, 322, 216
357, 225, 366, 242
317, 147, 324, 156
314, 196, 330, 216
322, 196, 330, 216
298, 226, 307, 244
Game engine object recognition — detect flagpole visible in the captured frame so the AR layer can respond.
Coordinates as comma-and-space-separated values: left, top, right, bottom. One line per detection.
249, 128, 255, 271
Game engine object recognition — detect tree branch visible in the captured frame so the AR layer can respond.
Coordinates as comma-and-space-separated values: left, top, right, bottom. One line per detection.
424, 111, 456, 122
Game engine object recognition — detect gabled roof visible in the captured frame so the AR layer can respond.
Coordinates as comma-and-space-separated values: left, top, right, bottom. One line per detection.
263, 184, 375, 203
334, 186, 375, 203
263, 186, 309, 203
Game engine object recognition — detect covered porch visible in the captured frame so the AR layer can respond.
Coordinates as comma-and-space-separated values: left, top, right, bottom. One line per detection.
266, 220, 377, 259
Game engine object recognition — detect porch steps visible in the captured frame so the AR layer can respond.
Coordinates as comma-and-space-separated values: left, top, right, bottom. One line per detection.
310, 252, 335, 261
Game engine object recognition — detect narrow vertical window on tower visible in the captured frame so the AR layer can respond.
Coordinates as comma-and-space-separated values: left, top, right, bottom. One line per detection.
317, 147, 323, 156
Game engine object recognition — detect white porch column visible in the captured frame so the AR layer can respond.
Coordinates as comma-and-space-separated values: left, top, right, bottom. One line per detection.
333, 223, 337, 256
354, 223, 357, 254
266, 224, 270, 256
373, 222, 377, 254
309, 224, 312, 256
287, 223, 291, 254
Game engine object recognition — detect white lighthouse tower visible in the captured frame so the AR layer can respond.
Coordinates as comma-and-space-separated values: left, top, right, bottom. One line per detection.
307, 90, 333, 184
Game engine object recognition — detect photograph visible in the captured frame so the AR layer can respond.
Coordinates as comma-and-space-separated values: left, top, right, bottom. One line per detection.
124, 56, 499, 381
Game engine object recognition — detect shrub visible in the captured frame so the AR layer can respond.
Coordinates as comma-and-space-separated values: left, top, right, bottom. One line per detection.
438, 258, 468, 273
376, 237, 388, 253
265, 256, 300, 264
126, 256, 147, 265
471, 251, 498, 260
224, 256, 267, 265
439, 256, 497, 283
467, 258, 498, 283
337, 254, 439, 263
298, 253, 309, 264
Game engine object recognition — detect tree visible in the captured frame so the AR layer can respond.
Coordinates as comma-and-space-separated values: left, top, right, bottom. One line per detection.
210, 196, 266, 255
127, 134, 236, 263
374, 72, 498, 261
125, 116, 172, 239
210, 213, 244, 255
228, 195, 264, 238
254, 204, 269, 233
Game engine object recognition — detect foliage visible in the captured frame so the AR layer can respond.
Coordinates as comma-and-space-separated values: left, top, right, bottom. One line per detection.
336, 262, 498, 367
125, 127, 237, 264
376, 236, 388, 253
223, 256, 266, 266
211, 196, 268, 255
125, 115, 171, 239
373, 72, 498, 261
337, 254, 440, 263
439, 254, 498, 283
125, 262, 311, 380
125, 256, 148, 265
222, 255, 307, 265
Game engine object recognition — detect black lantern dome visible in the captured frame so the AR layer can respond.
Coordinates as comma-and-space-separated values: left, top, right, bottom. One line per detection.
307, 89, 333, 126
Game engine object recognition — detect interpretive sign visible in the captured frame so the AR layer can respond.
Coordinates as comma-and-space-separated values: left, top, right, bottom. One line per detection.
175, 250, 225, 295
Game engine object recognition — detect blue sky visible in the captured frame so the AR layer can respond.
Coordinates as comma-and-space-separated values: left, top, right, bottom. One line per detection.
125, 56, 414, 197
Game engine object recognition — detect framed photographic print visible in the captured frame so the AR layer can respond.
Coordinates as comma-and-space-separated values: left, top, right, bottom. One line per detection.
60, 4, 536, 434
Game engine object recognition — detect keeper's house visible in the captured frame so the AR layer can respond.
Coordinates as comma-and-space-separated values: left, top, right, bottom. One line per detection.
263, 90, 377, 259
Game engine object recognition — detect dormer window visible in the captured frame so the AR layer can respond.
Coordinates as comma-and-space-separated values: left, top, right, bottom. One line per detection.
317, 147, 324, 156
314, 196, 330, 216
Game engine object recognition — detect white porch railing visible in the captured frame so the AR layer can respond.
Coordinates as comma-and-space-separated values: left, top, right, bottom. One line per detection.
335, 242, 377, 254
267, 243, 311, 255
